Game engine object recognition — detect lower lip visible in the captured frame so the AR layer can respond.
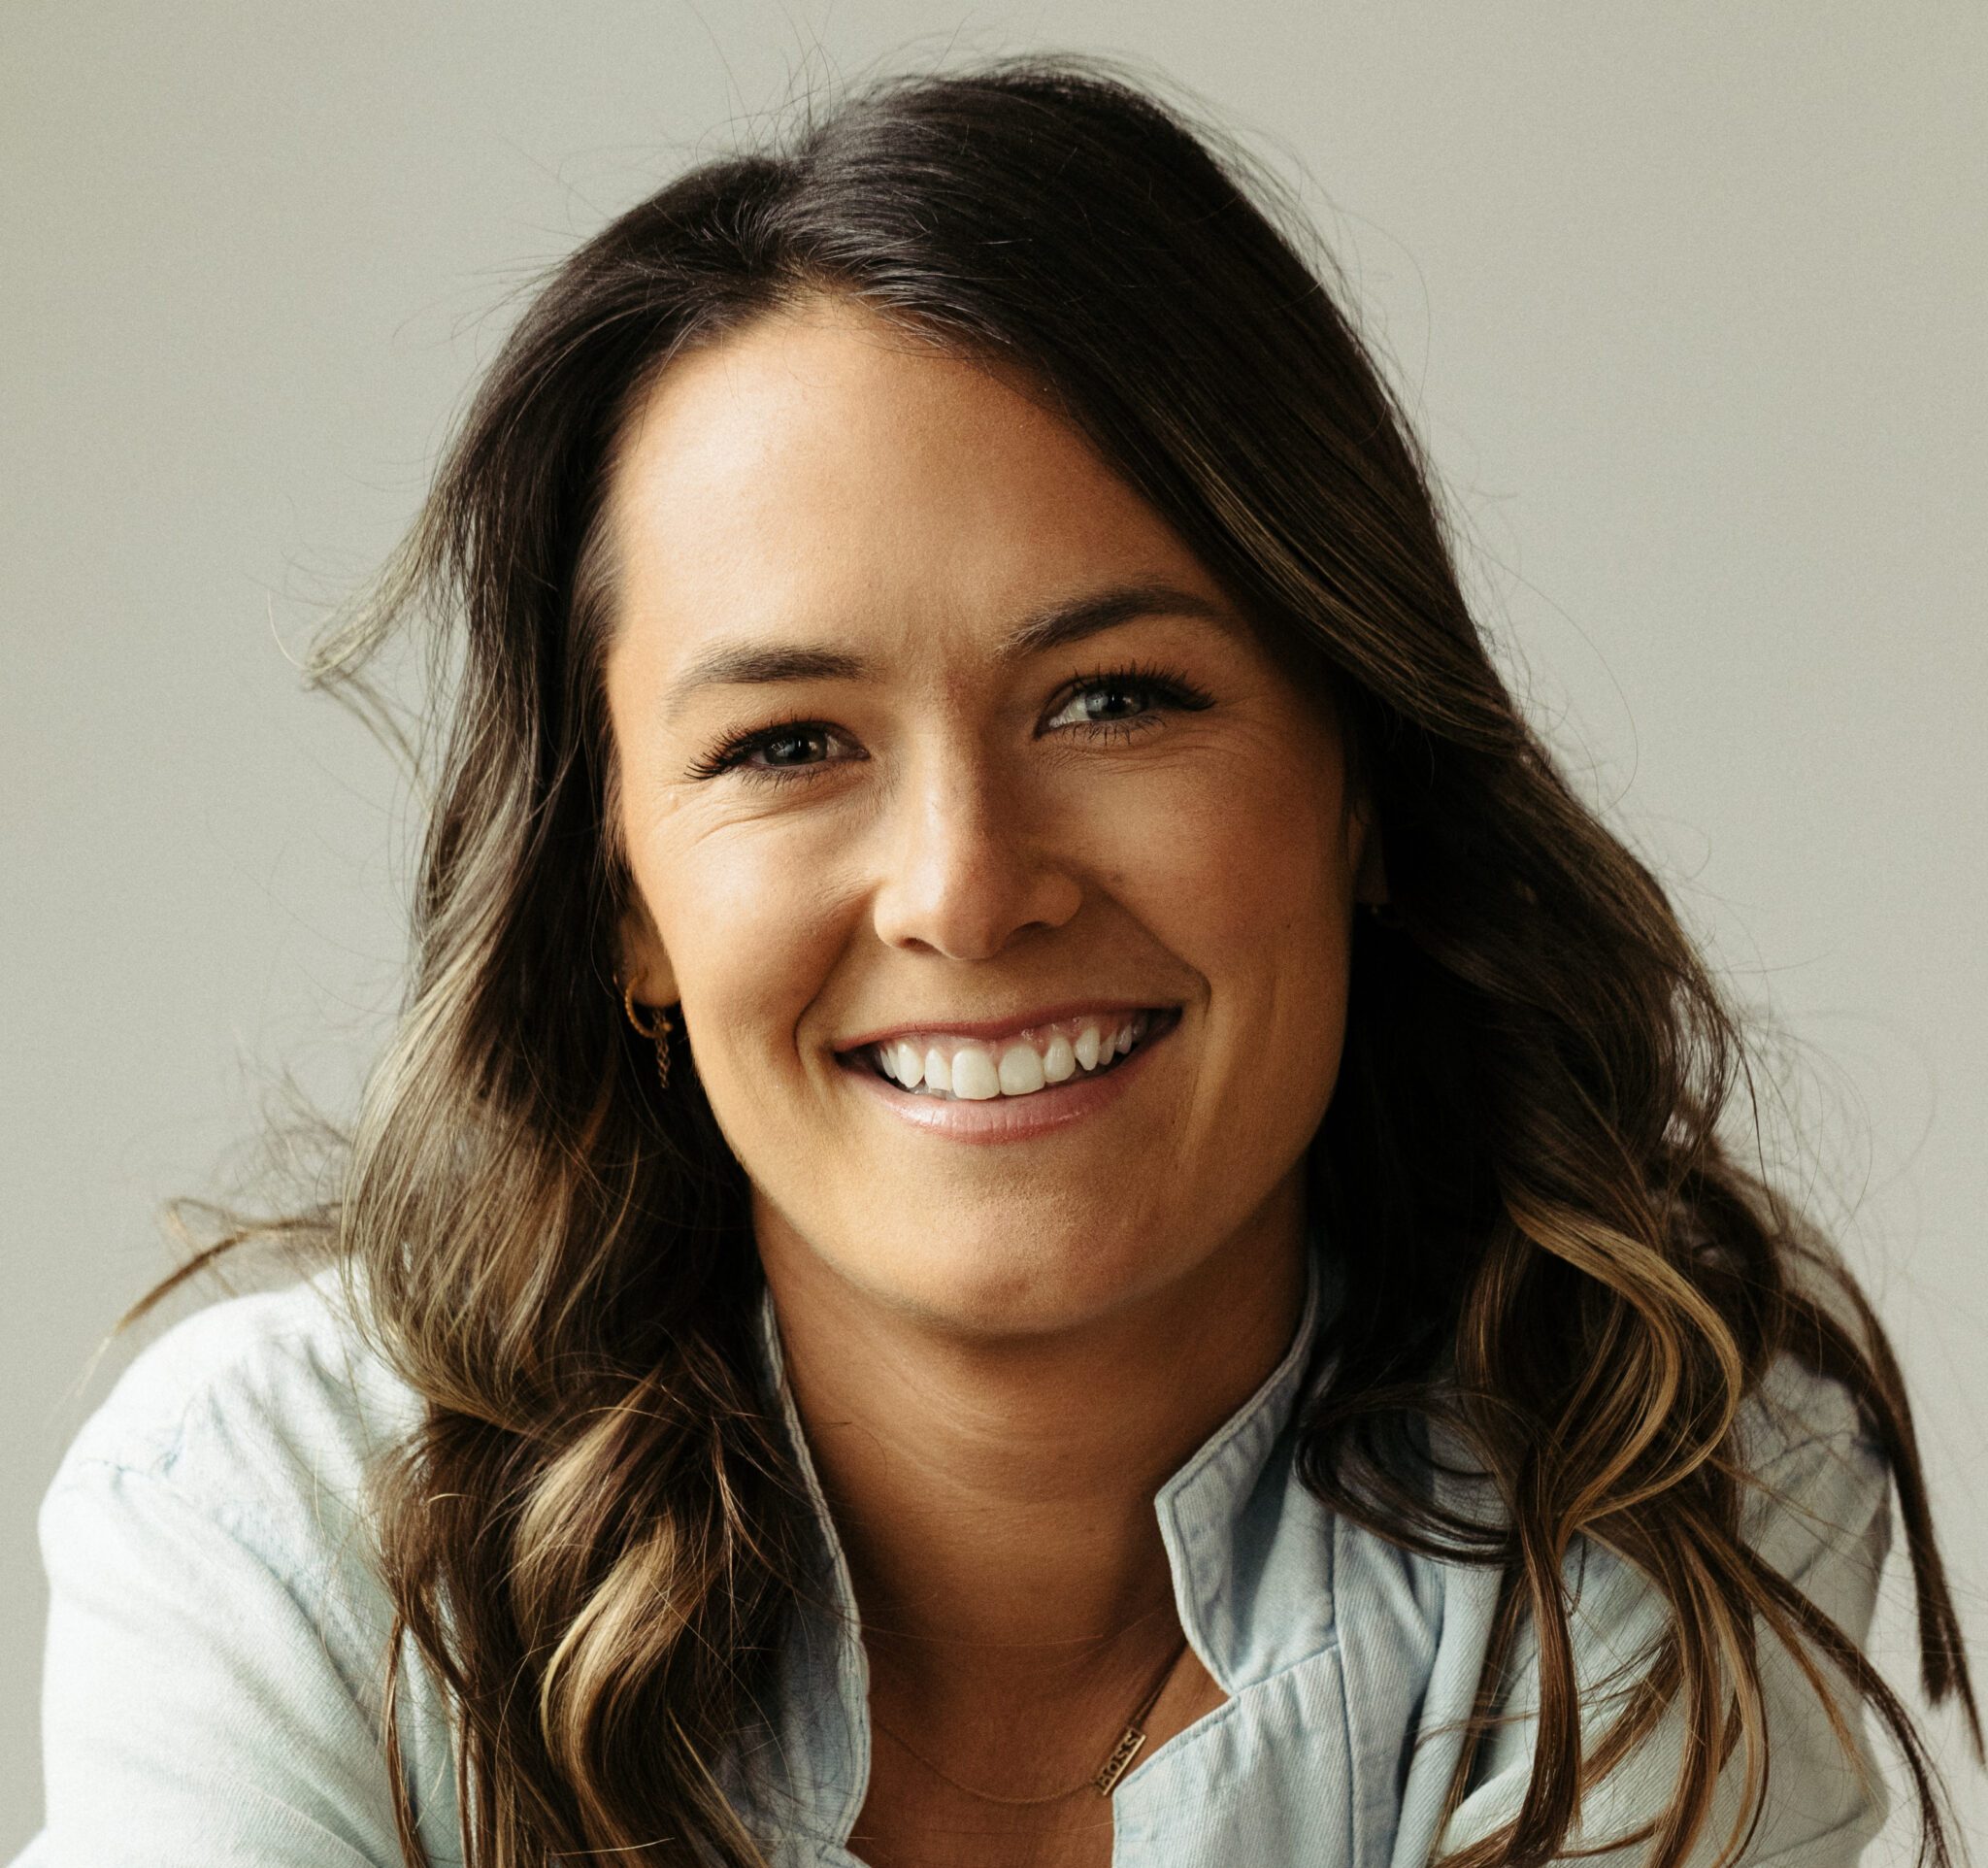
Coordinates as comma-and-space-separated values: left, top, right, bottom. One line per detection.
837, 1017, 1176, 1145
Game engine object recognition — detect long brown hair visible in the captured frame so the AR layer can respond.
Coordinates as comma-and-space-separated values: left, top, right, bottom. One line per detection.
136, 53, 1976, 1868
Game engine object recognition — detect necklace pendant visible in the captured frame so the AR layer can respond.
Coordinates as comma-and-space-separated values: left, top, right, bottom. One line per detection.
1092, 1725, 1148, 1796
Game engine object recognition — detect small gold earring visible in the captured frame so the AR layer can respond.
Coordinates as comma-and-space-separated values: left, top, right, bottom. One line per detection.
621, 980, 676, 1091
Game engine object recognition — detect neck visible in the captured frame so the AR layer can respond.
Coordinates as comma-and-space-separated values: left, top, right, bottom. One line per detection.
757, 1185, 1309, 1697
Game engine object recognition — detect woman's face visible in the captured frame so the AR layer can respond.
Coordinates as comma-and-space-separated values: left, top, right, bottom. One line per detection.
606, 296, 1373, 1336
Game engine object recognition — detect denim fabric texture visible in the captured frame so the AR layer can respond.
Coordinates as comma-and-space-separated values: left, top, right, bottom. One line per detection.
15, 1255, 1891, 1865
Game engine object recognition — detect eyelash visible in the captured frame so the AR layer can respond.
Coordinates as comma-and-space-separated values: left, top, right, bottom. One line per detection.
685, 662, 1215, 784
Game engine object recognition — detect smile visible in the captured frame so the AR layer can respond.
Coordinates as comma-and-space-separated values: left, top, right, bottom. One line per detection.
854, 1009, 1176, 1101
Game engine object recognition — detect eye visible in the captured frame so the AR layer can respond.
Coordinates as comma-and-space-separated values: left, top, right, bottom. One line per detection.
750, 725, 836, 768
1041, 664, 1214, 737
686, 719, 860, 783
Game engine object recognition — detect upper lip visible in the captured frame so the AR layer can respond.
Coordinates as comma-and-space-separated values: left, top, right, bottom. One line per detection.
832, 999, 1173, 1054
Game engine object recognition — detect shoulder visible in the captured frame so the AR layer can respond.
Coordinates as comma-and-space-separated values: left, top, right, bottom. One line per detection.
42, 1261, 423, 1613
1556, 1353, 1890, 1641
1739, 1348, 1874, 1470
1732, 1351, 1890, 1607
1437, 1352, 1891, 1736
31, 1270, 463, 1863
1439, 1356, 1896, 1858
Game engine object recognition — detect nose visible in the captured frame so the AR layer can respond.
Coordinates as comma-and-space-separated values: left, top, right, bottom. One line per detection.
869, 748, 1083, 960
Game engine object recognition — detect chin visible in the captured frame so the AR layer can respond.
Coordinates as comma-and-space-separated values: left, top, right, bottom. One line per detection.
859, 1223, 1171, 1339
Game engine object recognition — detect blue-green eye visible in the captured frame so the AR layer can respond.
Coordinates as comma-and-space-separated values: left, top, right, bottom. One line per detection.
1042, 665, 1214, 736
687, 719, 858, 783
752, 727, 835, 767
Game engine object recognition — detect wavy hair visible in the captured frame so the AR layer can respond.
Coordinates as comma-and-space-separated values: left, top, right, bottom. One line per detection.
137, 54, 1976, 1868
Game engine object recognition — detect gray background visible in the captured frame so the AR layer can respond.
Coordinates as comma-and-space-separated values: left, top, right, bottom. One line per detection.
3, 1, 1981, 1856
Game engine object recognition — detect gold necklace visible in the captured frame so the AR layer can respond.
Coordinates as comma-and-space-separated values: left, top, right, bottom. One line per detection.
869, 1634, 1190, 1807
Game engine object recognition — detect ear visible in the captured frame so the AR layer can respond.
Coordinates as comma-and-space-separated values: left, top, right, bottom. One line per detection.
1350, 798, 1389, 909
616, 893, 679, 1009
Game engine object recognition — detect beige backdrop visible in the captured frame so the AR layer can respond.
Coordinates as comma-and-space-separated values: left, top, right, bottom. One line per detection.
4, 2, 1982, 1857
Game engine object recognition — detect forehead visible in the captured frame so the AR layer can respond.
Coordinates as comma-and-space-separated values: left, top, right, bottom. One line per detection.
602, 296, 1228, 675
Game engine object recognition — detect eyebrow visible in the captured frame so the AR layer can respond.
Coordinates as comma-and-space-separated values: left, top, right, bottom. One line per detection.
661, 580, 1232, 719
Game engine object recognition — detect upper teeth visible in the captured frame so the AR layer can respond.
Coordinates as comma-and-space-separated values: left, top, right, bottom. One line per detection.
872, 1014, 1152, 1099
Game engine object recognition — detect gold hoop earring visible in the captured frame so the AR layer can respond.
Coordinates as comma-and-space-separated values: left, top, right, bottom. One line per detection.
621, 980, 676, 1091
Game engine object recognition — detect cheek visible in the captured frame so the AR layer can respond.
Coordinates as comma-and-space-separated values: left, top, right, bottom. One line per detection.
1110, 760, 1356, 1115
630, 813, 856, 1097
1107, 754, 1354, 966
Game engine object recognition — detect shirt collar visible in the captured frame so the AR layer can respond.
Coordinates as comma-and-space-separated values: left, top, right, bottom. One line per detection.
744, 1236, 1334, 1844
1153, 1239, 1336, 1691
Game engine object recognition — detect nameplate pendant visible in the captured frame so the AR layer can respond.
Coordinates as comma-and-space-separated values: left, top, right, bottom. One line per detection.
1092, 1725, 1148, 1796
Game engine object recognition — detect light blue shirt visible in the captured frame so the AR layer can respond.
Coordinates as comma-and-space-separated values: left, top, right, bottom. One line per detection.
15, 1257, 1891, 1865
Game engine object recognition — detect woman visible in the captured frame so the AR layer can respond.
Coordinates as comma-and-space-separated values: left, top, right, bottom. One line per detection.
17, 55, 1976, 1868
